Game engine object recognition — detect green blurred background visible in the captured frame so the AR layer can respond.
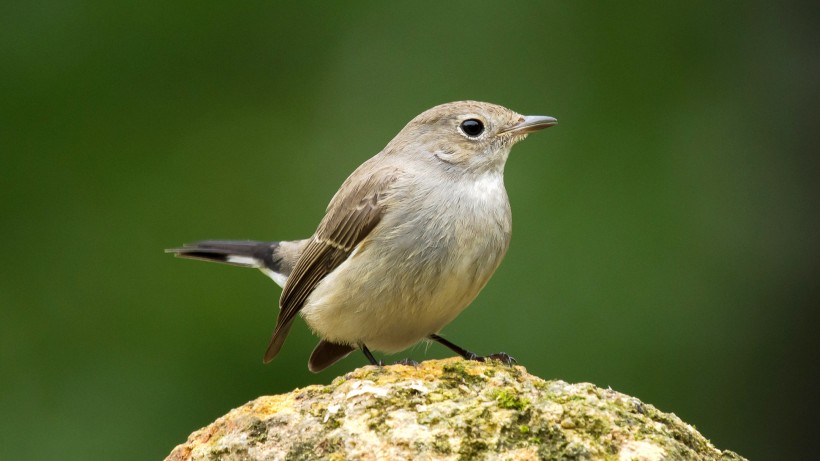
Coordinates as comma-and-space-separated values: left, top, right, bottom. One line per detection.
1, 2, 817, 459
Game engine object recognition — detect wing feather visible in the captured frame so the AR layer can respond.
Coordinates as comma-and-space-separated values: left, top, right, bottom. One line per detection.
263, 167, 401, 362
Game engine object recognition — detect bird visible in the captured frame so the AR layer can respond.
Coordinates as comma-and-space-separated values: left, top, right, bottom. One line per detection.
167, 101, 557, 372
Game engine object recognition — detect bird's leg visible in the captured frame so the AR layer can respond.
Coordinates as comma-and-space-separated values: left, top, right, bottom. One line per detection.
428, 334, 476, 359
361, 344, 383, 367
361, 344, 417, 367
428, 334, 517, 365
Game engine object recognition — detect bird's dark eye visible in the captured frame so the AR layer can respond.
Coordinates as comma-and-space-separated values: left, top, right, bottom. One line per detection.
460, 119, 484, 137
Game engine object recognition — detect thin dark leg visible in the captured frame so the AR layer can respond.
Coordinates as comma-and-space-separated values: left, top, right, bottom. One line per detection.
428, 334, 517, 365
361, 344, 416, 367
361, 344, 382, 366
428, 333, 478, 360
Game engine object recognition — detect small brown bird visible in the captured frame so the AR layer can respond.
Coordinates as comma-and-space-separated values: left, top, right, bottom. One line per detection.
167, 101, 557, 372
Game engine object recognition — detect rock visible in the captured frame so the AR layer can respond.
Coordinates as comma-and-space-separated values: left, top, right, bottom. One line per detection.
165, 358, 745, 460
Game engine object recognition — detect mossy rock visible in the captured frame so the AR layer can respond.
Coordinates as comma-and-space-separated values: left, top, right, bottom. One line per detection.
165, 358, 745, 461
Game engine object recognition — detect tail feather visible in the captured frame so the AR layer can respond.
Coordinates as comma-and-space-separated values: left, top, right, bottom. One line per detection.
166, 240, 292, 288
308, 340, 355, 372
167, 238, 309, 361
166, 240, 279, 268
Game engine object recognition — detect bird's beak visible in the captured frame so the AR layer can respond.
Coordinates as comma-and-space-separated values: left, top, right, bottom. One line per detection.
501, 115, 558, 134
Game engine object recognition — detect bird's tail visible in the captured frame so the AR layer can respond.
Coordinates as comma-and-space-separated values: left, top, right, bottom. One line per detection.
166, 240, 287, 286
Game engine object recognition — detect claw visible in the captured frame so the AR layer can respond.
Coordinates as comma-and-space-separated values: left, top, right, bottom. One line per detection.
468, 352, 517, 366
392, 358, 419, 367
427, 334, 517, 367
484, 352, 517, 365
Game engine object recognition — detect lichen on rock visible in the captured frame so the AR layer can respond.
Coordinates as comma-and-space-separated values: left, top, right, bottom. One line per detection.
165, 358, 745, 461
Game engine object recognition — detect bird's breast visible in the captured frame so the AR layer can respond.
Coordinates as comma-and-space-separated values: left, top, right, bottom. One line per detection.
301, 170, 512, 352
379, 170, 512, 304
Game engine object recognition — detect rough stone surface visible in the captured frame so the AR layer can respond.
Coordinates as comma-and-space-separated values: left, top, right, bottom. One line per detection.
165, 358, 745, 461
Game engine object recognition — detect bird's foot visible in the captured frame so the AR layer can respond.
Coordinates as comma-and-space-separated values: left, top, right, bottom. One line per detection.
391, 358, 419, 367
465, 352, 517, 366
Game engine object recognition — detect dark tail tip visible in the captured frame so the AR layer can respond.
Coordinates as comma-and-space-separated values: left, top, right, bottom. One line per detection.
166, 240, 279, 269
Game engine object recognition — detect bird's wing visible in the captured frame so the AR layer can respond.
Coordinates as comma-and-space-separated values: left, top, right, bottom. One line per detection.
264, 165, 402, 362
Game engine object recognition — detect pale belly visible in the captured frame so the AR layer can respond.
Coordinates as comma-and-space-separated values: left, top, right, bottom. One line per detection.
300, 245, 503, 352
299, 189, 511, 353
